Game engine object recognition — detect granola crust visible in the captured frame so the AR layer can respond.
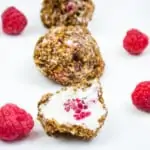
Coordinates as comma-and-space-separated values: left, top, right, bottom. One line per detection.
33, 26, 105, 86
37, 86, 108, 140
40, 0, 95, 28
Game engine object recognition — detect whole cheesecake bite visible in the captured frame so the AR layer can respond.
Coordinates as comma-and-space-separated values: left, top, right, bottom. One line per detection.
40, 0, 95, 28
37, 79, 108, 140
33, 25, 105, 86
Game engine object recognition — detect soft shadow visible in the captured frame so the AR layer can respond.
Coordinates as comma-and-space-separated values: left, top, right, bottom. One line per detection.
125, 103, 150, 117
23, 24, 47, 37
50, 116, 114, 146
51, 133, 90, 144
118, 47, 149, 60
25, 130, 42, 141
15, 59, 61, 90
0, 131, 41, 145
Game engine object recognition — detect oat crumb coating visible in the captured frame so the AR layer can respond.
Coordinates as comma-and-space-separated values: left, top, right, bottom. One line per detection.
37, 79, 108, 140
33, 26, 105, 86
40, 0, 95, 28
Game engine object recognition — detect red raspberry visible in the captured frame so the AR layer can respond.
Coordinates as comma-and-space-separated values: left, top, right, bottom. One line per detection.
1, 6, 27, 35
123, 28, 149, 55
0, 103, 34, 141
131, 81, 150, 112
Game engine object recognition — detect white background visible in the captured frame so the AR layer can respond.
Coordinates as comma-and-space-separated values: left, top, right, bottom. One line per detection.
0, 0, 150, 149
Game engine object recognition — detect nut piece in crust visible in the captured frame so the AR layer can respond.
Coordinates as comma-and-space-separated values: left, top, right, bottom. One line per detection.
33, 25, 105, 86
37, 79, 108, 140
40, 0, 95, 28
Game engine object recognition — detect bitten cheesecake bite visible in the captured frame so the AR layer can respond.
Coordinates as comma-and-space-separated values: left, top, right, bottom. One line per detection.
40, 0, 95, 28
37, 79, 108, 140
33, 25, 105, 86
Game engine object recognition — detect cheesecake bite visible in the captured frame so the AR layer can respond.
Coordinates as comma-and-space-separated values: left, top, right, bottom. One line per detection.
40, 0, 95, 28
37, 79, 108, 140
33, 25, 105, 86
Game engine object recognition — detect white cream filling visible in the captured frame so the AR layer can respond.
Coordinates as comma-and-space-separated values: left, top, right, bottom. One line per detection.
40, 80, 106, 131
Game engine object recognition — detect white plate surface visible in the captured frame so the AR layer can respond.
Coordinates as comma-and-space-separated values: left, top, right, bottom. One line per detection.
0, 0, 150, 149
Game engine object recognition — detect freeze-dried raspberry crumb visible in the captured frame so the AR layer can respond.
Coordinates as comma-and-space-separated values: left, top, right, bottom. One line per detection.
1, 6, 27, 35
131, 81, 150, 112
74, 111, 91, 120
123, 28, 149, 55
64, 98, 93, 120
75, 109, 81, 114
0, 103, 34, 141
84, 105, 88, 109
78, 103, 83, 109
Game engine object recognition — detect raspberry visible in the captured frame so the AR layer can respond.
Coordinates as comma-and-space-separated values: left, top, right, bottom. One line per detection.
1, 6, 27, 35
0, 103, 34, 141
131, 81, 150, 112
123, 28, 149, 55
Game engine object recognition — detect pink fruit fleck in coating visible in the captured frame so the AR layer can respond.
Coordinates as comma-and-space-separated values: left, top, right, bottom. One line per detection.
66, 1, 77, 13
